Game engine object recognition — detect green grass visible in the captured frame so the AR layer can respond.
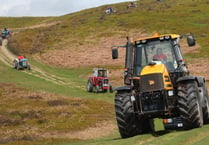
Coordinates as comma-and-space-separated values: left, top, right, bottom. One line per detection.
61, 124, 209, 145
0, 82, 114, 145
0, 17, 57, 29
0, 60, 115, 103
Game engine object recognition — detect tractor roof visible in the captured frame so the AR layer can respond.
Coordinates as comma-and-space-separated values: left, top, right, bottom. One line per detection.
133, 33, 180, 43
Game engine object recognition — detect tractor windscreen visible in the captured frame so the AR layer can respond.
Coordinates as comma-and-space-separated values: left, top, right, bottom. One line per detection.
98, 70, 107, 77
134, 39, 177, 75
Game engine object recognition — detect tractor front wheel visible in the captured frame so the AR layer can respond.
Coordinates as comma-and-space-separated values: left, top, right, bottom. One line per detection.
17, 64, 21, 70
115, 91, 154, 138
87, 78, 93, 92
178, 81, 203, 129
27, 64, 31, 70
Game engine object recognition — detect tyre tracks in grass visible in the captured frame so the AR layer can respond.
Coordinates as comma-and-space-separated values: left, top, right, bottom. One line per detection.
0, 39, 79, 87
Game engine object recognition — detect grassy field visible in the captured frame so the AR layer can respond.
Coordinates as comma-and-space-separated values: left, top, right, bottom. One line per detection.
0, 17, 57, 29
0, 60, 115, 144
0, 0, 209, 144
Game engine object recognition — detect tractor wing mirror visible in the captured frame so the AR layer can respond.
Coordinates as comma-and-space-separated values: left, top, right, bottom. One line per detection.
187, 34, 196, 47
112, 48, 118, 59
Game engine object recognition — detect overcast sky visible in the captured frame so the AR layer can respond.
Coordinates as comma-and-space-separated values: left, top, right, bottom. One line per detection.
0, 0, 132, 17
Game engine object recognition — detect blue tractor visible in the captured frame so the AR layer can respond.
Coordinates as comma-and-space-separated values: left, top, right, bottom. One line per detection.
13, 56, 31, 70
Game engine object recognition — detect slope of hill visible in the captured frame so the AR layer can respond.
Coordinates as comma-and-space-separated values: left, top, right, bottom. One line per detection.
6, 0, 209, 82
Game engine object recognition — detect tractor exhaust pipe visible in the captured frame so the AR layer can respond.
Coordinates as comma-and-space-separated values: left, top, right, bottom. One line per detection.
124, 36, 134, 85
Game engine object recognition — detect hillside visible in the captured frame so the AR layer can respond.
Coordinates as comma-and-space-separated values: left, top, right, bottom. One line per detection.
0, 0, 209, 144
6, 0, 209, 82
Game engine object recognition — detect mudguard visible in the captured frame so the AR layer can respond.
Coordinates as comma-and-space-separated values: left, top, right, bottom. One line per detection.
196, 77, 206, 108
176, 75, 196, 83
196, 76, 205, 87
177, 75, 205, 87
115, 85, 133, 92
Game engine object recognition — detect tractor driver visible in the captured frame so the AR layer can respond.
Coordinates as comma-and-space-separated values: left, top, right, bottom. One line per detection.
18, 56, 25, 60
153, 48, 167, 62
98, 71, 103, 77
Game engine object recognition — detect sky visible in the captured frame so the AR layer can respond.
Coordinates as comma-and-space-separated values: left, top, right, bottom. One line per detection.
0, 0, 132, 17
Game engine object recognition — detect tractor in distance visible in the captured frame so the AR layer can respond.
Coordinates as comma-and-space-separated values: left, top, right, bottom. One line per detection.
13, 56, 31, 70
87, 68, 113, 93
112, 33, 209, 138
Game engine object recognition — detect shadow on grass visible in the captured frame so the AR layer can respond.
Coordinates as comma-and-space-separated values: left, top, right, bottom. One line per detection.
151, 130, 170, 137
151, 128, 185, 137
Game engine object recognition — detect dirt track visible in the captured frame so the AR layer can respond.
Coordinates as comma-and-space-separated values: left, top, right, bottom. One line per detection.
0, 39, 71, 85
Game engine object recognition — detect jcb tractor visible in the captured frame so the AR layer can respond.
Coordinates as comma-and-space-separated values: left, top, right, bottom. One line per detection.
112, 33, 209, 138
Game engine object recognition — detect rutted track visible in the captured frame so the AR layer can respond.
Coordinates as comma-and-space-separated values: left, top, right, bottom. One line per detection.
0, 39, 75, 86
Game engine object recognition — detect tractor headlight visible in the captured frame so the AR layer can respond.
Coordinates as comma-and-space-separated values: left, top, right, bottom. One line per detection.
168, 90, 174, 96
131, 96, 136, 102
136, 41, 141, 44
165, 35, 170, 40
159, 36, 164, 40
141, 39, 147, 43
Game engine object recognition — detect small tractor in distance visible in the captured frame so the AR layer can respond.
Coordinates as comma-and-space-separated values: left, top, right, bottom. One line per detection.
112, 33, 209, 138
13, 56, 31, 70
87, 68, 113, 93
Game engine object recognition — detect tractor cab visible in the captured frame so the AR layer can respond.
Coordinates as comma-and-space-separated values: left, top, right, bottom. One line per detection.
112, 33, 195, 85
13, 56, 31, 70
93, 68, 108, 78
133, 33, 193, 75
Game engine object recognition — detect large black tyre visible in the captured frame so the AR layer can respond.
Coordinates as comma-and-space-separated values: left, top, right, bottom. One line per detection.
86, 78, 93, 92
202, 83, 209, 124
178, 81, 203, 130
115, 92, 154, 138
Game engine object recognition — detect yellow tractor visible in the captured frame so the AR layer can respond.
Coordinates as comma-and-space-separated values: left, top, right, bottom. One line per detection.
112, 33, 209, 138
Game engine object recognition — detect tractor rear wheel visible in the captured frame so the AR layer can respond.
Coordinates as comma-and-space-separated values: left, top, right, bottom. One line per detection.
115, 92, 154, 138
202, 83, 209, 124
27, 64, 31, 70
178, 81, 203, 129
87, 78, 93, 92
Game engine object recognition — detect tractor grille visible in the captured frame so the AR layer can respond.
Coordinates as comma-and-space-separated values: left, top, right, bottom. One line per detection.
140, 73, 164, 93
141, 91, 164, 112
103, 79, 109, 84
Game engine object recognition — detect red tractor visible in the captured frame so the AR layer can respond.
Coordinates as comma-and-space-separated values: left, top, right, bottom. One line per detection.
87, 68, 113, 93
